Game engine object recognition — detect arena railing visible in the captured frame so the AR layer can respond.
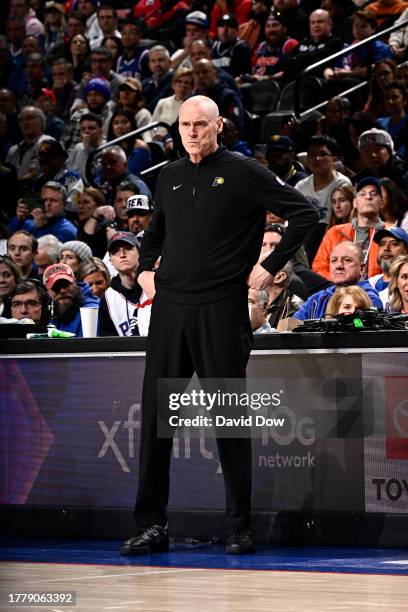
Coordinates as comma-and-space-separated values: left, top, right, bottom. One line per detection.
85, 121, 171, 187
294, 18, 408, 118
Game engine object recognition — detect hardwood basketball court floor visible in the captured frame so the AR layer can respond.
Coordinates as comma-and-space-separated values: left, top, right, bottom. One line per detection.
1, 539, 407, 611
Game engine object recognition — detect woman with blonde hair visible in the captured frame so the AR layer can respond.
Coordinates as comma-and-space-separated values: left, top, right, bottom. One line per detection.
388, 255, 408, 312
325, 285, 373, 317
327, 184, 354, 230
77, 256, 111, 298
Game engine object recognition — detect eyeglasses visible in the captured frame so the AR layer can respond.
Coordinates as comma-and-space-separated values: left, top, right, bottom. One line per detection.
11, 299, 42, 309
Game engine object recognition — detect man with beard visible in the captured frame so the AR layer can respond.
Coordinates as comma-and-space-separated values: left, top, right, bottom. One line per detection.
126, 194, 153, 242
212, 14, 252, 78
252, 12, 299, 81
266, 135, 307, 186
369, 227, 408, 308
43, 262, 99, 336
98, 232, 142, 336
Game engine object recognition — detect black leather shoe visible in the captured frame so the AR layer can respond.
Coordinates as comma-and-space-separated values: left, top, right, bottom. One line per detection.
120, 524, 169, 555
226, 528, 255, 554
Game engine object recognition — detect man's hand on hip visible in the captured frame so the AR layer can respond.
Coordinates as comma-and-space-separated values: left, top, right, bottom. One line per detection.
247, 263, 274, 290
138, 271, 156, 299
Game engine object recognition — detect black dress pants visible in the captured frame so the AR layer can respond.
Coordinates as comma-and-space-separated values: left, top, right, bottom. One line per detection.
134, 289, 253, 530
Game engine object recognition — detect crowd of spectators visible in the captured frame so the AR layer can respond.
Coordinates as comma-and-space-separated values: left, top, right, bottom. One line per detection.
2, 0, 408, 336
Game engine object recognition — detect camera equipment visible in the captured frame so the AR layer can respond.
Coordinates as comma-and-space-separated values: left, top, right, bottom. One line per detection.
293, 309, 408, 333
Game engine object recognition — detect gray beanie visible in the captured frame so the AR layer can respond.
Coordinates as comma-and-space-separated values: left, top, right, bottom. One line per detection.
60, 240, 92, 262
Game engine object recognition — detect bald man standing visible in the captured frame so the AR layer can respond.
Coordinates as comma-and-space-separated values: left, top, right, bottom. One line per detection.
120, 95, 318, 556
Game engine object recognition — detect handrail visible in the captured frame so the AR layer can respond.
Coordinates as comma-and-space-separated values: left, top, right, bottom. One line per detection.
85, 120, 171, 186
294, 18, 408, 116
299, 80, 368, 119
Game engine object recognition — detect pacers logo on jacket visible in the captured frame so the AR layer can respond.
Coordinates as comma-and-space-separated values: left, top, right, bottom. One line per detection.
212, 177, 224, 187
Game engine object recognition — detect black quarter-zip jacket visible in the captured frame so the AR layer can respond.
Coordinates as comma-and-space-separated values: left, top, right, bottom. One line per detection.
139, 147, 318, 304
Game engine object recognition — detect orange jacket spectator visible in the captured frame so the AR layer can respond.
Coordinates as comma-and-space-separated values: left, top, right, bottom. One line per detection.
312, 223, 382, 279
364, 0, 408, 28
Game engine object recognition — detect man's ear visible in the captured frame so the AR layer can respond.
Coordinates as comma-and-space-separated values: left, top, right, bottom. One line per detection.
216, 116, 223, 134
274, 270, 287, 284
360, 262, 366, 278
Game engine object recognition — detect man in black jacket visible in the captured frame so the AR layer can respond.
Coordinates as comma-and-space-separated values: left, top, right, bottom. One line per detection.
120, 95, 318, 556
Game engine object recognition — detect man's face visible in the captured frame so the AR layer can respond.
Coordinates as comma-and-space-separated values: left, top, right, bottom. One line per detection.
42, 187, 64, 218
114, 189, 134, 220
360, 144, 390, 171
128, 212, 151, 234
80, 119, 102, 146
261, 230, 282, 256
66, 17, 86, 39
11, 288, 42, 322
149, 51, 170, 78
50, 280, 82, 318
7, 233, 35, 269
90, 53, 111, 77
186, 23, 205, 40
309, 10, 332, 41
267, 147, 292, 172
353, 184, 382, 218
52, 63, 69, 84
18, 109, 43, 139
98, 9, 116, 34
6, 21, 25, 45
306, 144, 335, 175
121, 24, 140, 49
0, 90, 15, 114
193, 60, 217, 91
109, 243, 139, 274
25, 60, 44, 84
248, 288, 267, 332
78, 0, 96, 18
329, 244, 364, 286
86, 90, 107, 110
179, 98, 222, 163
190, 42, 211, 66
34, 249, 53, 275
22, 36, 40, 56
10, 0, 28, 18
217, 24, 238, 43
103, 152, 127, 180
377, 236, 408, 273
265, 20, 286, 45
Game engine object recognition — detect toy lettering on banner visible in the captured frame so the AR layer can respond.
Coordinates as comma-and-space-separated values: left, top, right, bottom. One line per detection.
385, 377, 408, 460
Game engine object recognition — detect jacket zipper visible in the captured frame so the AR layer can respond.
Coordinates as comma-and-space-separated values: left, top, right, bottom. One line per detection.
192, 164, 199, 209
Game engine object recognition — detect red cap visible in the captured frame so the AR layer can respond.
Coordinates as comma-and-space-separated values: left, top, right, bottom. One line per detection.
41, 88, 57, 105
43, 263, 75, 290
